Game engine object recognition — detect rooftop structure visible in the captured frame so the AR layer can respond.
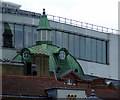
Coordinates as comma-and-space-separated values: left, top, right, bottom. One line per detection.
0, 1, 120, 81
1, 1, 21, 9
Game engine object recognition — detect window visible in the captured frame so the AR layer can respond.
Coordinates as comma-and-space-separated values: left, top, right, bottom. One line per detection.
73, 81, 76, 85
79, 36, 108, 64
75, 35, 80, 58
86, 37, 92, 60
69, 34, 74, 56
42, 29, 109, 64
91, 39, 97, 62
41, 30, 46, 41
3, 23, 14, 48
24, 26, 33, 47
63, 80, 66, 84
107, 42, 109, 64
51, 30, 56, 45
56, 31, 62, 47
15, 24, 24, 49
2, 23, 4, 46
47, 30, 51, 41
33, 27, 38, 45
80, 36, 85, 59
23, 51, 30, 60
67, 78, 72, 85
102, 41, 107, 64
97, 40, 102, 63
63, 32, 68, 50
59, 51, 66, 59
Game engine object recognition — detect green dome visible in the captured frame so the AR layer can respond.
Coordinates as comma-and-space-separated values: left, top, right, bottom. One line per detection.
13, 41, 84, 76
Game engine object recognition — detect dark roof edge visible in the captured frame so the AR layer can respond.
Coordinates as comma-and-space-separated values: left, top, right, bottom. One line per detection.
1, 94, 48, 98
45, 87, 86, 91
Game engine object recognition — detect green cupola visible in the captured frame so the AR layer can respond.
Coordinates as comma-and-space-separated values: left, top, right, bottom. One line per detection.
12, 9, 84, 76
37, 9, 51, 31
37, 9, 51, 41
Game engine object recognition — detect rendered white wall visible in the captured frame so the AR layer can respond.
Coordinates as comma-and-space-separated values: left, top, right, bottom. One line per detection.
57, 89, 87, 99
109, 34, 119, 80
2, 48, 17, 60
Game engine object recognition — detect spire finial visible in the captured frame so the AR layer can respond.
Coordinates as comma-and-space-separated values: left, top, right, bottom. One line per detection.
43, 8, 45, 15
91, 90, 95, 96
88, 89, 98, 98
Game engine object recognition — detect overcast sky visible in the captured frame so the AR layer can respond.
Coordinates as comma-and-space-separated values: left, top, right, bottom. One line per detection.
2, 0, 120, 29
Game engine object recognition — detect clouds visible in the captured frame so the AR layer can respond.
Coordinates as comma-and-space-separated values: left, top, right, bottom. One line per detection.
68, 0, 118, 28
4, 0, 119, 29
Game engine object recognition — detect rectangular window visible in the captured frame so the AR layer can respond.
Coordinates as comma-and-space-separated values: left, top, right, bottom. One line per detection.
3, 23, 14, 47
2, 22, 4, 34
75, 35, 80, 59
97, 40, 102, 63
33, 27, 38, 45
67, 78, 72, 85
9, 24, 14, 47
56, 31, 62, 47
42, 30, 46, 41
80, 36, 85, 59
91, 39, 97, 62
24, 26, 33, 47
63, 32, 68, 50
69, 34, 74, 56
51, 30, 56, 45
47, 31, 51, 41
2, 23, 4, 47
107, 42, 109, 64
49, 29, 108, 64
102, 41, 107, 64
15, 24, 24, 49
86, 37, 92, 60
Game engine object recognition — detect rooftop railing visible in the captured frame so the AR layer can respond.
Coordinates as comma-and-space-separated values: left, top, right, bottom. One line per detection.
47, 14, 120, 35
1, 7, 120, 34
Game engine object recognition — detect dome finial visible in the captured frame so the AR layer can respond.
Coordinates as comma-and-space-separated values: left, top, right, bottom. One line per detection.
43, 8, 45, 15
91, 90, 95, 96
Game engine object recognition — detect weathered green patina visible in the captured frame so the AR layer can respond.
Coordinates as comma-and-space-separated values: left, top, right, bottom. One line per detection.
37, 9, 51, 31
13, 9, 84, 76
13, 41, 84, 76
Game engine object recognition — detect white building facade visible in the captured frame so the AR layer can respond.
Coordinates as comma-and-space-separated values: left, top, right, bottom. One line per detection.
0, 1, 120, 81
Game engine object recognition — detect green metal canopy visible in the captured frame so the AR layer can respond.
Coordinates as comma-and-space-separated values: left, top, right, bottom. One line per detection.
37, 9, 51, 31
13, 41, 84, 76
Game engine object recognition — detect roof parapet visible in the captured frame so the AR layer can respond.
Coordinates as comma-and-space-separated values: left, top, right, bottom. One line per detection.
1, 0, 21, 9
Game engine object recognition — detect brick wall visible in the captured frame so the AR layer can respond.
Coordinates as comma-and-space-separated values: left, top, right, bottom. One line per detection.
2, 63, 24, 75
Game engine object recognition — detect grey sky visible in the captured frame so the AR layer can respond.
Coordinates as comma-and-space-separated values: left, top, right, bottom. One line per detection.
3, 0, 119, 29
